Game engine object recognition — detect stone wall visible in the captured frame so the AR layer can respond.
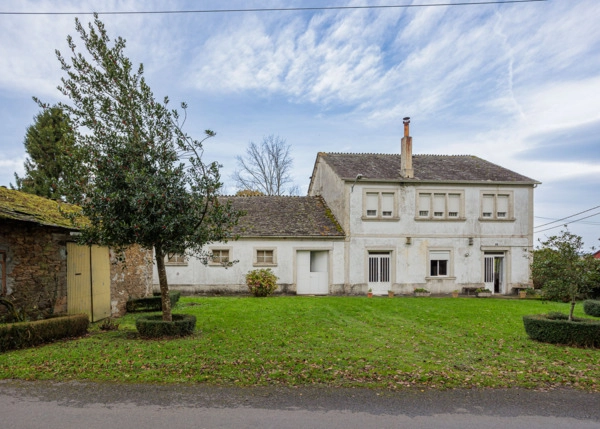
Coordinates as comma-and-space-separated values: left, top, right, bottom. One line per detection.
110, 245, 153, 317
0, 220, 153, 319
0, 220, 70, 318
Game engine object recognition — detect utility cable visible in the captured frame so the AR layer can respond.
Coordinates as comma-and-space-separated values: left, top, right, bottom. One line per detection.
534, 205, 600, 229
0, 1, 549, 16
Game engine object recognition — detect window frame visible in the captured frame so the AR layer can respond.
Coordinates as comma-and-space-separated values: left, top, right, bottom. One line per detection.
479, 191, 514, 221
426, 249, 454, 279
209, 247, 232, 266
361, 189, 399, 221
416, 190, 465, 221
164, 253, 188, 266
253, 247, 277, 267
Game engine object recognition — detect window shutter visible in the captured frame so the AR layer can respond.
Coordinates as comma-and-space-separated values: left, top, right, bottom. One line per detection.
448, 194, 460, 217
366, 193, 378, 216
381, 193, 394, 217
433, 194, 445, 217
482, 194, 494, 217
418, 193, 430, 217
430, 250, 449, 261
497, 194, 509, 218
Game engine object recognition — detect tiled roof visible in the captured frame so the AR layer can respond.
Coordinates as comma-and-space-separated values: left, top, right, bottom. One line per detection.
0, 186, 80, 229
224, 196, 344, 238
318, 153, 538, 183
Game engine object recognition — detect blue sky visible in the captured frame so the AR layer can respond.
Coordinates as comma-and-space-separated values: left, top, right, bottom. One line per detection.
0, 0, 599, 250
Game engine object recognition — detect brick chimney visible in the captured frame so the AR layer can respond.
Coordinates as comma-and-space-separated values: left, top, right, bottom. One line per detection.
400, 117, 414, 178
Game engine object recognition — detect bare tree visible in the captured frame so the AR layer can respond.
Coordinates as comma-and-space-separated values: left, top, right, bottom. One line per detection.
232, 135, 298, 196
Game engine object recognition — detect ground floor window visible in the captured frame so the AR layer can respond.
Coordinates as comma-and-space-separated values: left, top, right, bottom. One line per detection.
429, 250, 450, 277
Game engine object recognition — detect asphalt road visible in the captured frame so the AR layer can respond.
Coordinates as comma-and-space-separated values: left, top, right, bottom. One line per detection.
1, 380, 599, 428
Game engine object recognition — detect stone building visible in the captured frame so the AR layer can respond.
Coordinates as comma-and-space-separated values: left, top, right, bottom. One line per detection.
0, 187, 152, 320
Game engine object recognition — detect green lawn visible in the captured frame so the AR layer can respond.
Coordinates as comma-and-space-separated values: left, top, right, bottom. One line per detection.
0, 296, 598, 390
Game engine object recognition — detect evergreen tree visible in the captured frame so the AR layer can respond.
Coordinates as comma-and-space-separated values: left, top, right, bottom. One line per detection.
12, 106, 78, 201
48, 14, 242, 321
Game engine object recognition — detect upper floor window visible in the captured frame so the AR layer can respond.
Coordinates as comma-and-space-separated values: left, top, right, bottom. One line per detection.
165, 253, 187, 266
481, 192, 513, 220
363, 190, 398, 220
417, 191, 463, 220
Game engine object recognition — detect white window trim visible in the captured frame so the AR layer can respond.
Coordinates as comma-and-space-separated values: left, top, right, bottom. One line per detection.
361, 189, 400, 221
479, 191, 515, 221
415, 190, 465, 221
253, 247, 278, 267
425, 248, 456, 279
208, 246, 233, 267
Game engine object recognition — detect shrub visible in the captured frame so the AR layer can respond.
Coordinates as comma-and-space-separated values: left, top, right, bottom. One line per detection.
126, 291, 181, 312
414, 288, 429, 293
0, 314, 89, 352
246, 268, 278, 297
522, 313, 600, 347
135, 314, 196, 338
583, 300, 600, 318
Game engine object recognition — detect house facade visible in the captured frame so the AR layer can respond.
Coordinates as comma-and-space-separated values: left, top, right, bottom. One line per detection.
157, 196, 346, 294
308, 118, 538, 295
157, 118, 538, 296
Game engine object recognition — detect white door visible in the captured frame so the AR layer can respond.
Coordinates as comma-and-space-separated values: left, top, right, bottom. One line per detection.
368, 252, 391, 295
484, 253, 505, 294
296, 250, 329, 295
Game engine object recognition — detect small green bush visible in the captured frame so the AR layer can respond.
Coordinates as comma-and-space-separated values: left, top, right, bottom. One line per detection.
523, 313, 600, 347
583, 300, 600, 317
135, 314, 196, 338
0, 314, 89, 352
246, 268, 278, 297
126, 291, 181, 312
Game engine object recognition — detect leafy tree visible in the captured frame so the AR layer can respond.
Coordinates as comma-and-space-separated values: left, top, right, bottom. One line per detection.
11, 106, 81, 201
531, 230, 600, 320
49, 14, 242, 321
232, 134, 299, 196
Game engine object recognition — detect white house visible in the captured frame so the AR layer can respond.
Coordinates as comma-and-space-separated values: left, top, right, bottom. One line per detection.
157, 196, 346, 295
156, 118, 539, 296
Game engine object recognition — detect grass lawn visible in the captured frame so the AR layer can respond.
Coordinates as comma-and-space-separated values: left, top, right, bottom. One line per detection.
0, 296, 598, 391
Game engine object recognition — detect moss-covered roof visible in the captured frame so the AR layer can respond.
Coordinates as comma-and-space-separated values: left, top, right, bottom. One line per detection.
0, 186, 81, 229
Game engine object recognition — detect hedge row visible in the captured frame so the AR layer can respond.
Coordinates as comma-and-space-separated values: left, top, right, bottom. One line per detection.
583, 300, 600, 318
135, 314, 196, 338
0, 314, 89, 353
126, 291, 181, 313
523, 313, 600, 348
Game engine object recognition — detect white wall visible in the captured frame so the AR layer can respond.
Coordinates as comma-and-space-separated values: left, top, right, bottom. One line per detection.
153, 238, 345, 295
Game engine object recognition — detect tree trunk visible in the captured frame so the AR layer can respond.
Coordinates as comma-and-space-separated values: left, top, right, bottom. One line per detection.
569, 298, 576, 322
154, 245, 172, 322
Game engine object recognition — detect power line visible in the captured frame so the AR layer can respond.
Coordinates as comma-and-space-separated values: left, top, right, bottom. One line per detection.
535, 216, 600, 226
0, 1, 549, 16
535, 211, 600, 234
534, 205, 600, 229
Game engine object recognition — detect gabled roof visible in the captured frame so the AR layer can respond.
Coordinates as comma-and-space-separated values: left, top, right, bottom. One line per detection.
0, 186, 80, 229
316, 153, 538, 184
224, 196, 344, 238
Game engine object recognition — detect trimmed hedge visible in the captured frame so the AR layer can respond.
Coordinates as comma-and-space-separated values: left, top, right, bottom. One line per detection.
523, 313, 600, 347
583, 300, 600, 317
135, 314, 196, 338
126, 291, 181, 313
0, 314, 89, 352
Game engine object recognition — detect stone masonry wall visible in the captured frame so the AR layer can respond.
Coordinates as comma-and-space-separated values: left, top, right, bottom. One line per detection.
110, 245, 153, 317
0, 220, 70, 317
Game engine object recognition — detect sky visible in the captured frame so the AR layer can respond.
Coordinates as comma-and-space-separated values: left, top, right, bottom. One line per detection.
0, 0, 599, 250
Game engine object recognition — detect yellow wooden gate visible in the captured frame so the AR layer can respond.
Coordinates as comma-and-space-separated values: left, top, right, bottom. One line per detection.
67, 243, 111, 322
